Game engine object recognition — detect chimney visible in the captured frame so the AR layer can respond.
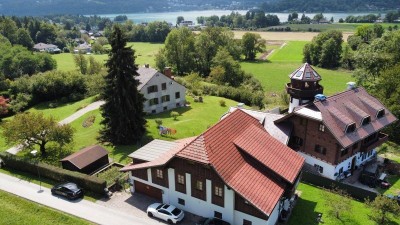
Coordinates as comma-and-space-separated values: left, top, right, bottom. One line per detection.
347, 82, 356, 90
144, 64, 149, 68
164, 67, 172, 78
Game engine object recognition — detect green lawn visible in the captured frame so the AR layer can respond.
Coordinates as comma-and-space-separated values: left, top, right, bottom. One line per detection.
0, 97, 97, 152
289, 183, 400, 225
69, 95, 239, 164
269, 23, 395, 32
0, 189, 92, 225
53, 42, 163, 71
241, 41, 353, 96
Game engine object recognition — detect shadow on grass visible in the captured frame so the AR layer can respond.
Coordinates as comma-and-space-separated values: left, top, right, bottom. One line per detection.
287, 198, 319, 225
146, 106, 192, 120
240, 59, 271, 64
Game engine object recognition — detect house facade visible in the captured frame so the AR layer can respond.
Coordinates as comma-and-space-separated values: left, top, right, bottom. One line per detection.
137, 66, 186, 114
276, 63, 397, 180
122, 110, 304, 225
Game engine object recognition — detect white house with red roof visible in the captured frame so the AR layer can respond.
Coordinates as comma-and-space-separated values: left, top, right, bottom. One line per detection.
121, 110, 304, 225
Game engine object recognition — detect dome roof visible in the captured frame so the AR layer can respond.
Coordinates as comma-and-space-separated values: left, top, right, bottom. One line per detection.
289, 63, 321, 81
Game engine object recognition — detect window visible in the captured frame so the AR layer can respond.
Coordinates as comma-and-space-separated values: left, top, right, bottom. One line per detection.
161, 83, 167, 90
319, 124, 325, 132
243, 219, 252, 225
175, 92, 180, 99
214, 211, 222, 219
341, 148, 349, 157
361, 116, 371, 126
149, 98, 159, 106
196, 180, 203, 191
314, 145, 326, 155
346, 123, 356, 133
161, 95, 170, 103
163, 106, 167, 111
156, 169, 163, 179
314, 164, 324, 173
293, 136, 303, 146
147, 85, 158, 94
377, 109, 385, 118
339, 167, 343, 174
151, 110, 156, 114
177, 174, 185, 185
214, 186, 223, 197
178, 198, 185, 205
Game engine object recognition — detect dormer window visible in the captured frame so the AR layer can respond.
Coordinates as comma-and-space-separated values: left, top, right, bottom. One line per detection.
376, 109, 385, 118
345, 123, 356, 133
361, 116, 371, 126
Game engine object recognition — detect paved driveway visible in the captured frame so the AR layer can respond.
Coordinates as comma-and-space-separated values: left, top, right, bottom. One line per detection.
97, 191, 204, 225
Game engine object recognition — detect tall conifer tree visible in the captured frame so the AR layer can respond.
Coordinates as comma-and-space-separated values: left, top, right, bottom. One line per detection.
99, 25, 146, 144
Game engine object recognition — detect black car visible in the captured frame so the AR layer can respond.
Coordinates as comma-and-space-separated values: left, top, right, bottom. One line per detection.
51, 182, 84, 200
197, 218, 231, 225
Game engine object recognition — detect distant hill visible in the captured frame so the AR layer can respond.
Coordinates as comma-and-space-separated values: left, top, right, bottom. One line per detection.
260, 0, 399, 12
0, 0, 397, 16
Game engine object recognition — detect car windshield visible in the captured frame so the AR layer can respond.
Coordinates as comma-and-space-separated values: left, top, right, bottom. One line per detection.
156, 204, 163, 210
171, 208, 181, 216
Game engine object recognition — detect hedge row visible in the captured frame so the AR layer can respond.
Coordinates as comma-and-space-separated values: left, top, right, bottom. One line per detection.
0, 152, 106, 195
301, 171, 377, 201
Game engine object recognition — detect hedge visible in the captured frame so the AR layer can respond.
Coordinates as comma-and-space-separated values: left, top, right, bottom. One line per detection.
301, 171, 378, 201
0, 152, 106, 195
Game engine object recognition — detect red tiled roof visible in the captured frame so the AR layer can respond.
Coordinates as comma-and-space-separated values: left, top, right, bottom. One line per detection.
178, 110, 304, 216
234, 124, 304, 183
60, 145, 108, 169
313, 87, 397, 148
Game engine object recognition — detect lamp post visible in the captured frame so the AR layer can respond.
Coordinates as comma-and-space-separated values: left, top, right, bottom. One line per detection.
30, 150, 42, 192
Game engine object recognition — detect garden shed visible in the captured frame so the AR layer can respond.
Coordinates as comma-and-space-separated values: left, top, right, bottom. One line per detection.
61, 145, 109, 174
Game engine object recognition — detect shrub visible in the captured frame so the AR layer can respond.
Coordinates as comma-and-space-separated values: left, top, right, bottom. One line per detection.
0, 152, 106, 194
219, 99, 226, 107
155, 119, 163, 128
170, 111, 179, 120
82, 115, 96, 128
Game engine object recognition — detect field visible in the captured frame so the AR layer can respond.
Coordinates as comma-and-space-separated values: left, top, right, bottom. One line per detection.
269, 23, 396, 33
232, 30, 353, 41
0, 189, 92, 225
290, 183, 400, 225
52, 42, 163, 71
241, 41, 353, 96
70, 95, 239, 164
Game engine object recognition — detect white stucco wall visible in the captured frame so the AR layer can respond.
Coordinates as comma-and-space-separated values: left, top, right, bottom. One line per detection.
129, 168, 275, 225
141, 74, 186, 114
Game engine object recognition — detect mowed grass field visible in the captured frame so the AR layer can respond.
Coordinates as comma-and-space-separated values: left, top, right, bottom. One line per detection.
53, 42, 164, 71
241, 41, 353, 96
0, 190, 92, 225
290, 183, 400, 225
270, 22, 396, 33
69, 95, 239, 164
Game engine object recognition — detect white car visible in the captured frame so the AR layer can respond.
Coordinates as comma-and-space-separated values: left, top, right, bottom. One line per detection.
147, 203, 184, 224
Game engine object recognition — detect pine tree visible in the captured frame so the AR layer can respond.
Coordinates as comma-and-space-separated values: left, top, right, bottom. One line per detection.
99, 25, 146, 145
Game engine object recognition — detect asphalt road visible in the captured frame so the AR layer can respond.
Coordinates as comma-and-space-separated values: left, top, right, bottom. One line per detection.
0, 172, 160, 225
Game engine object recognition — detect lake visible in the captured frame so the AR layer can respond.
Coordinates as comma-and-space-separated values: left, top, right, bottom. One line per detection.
96, 10, 380, 25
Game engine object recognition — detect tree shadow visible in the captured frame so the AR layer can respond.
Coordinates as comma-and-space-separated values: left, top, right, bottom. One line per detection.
287, 198, 319, 225
146, 105, 192, 120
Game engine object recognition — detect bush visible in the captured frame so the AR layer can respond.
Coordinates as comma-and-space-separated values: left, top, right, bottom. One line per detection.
170, 111, 179, 120
0, 152, 106, 194
155, 119, 163, 128
219, 99, 226, 107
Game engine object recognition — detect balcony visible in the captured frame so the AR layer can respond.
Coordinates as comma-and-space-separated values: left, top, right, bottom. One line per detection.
286, 83, 323, 98
361, 132, 389, 153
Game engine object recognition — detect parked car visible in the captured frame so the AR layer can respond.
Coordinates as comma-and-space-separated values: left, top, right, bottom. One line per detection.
197, 217, 231, 225
147, 203, 184, 224
51, 182, 84, 200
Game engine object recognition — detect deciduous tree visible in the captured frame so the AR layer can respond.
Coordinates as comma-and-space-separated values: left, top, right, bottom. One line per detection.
241, 32, 266, 60
99, 25, 146, 144
366, 195, 400, 225
324, 187, 352, 219
3, 112, 74, 156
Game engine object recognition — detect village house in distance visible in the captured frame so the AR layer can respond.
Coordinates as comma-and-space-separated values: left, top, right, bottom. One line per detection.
137, 66, 186, 114
122, 110, 305, 225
